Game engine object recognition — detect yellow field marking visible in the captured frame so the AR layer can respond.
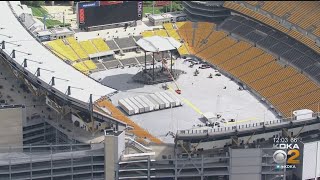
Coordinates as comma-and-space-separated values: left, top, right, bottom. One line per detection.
167, 85, 203, 115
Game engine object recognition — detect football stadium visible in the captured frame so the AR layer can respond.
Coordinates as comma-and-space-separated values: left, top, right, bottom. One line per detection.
0, 1, 319, 180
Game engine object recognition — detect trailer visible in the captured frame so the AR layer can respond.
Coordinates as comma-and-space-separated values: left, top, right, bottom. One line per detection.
118, 99, 135, 115
139, 95, 156, 111
165, 91, 182, 106
159, 92, 175, 107
148, 94, 165, 109
129, 97, 145, 113
134, 96, 150, 112
155, 92, 170, 108
123, 98, 139, 114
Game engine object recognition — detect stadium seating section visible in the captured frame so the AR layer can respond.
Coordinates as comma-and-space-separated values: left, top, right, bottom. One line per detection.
47, 39, 79, 62
79, 40, 98, 54
73, 62, 90, 75
45, 15, 320, 118
141, 30, 169, 37
154, 29, 169, 37
83, 60, 98, 70
47, 37, 113, 74
223, 1, 320, 54
167, 21, 320, 118
163, 23, 174, 30
141, 31, 154, 37
91, 38, 110, 52
72, 60, 97, 74
66, 37, 89, 60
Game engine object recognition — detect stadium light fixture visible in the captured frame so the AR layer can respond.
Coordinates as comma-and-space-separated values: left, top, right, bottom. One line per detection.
50, 76, 69, 86
66, 86, 84, 96
10, 50, 15, 58
22, 58, 43, 68
35, 67, 55, 77
10, 49, 31, 58
0, 34, 12, 38
1, 41, 21, 49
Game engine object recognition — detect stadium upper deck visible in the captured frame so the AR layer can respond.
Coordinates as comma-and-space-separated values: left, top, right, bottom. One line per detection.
0, 1, 116, 105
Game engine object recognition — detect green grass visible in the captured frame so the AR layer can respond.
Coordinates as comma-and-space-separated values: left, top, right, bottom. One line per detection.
37, 18, 69, 29
143, 6, 162, 16
30, 6, 48, 17
31, 6, 66, 29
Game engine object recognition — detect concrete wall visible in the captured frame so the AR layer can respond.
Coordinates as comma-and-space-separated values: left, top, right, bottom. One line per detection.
229, 148, 262, 180
301, 141, 320, 180
104, 134, 115, 180
0, 106, 24, 152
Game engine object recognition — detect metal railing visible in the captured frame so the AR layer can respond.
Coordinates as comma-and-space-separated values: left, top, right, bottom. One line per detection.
177, 112, 320, 135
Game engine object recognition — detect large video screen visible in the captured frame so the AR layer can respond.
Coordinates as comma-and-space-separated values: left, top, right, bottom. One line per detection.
77, 1, 143, 28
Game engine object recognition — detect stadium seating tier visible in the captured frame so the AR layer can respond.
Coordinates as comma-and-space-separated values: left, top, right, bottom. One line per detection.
161, 20, 320, 118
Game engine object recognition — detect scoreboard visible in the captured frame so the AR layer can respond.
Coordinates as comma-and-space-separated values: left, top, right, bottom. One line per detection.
77, 1, 143, 29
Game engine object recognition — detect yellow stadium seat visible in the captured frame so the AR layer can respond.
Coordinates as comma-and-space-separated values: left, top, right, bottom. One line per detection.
223, 1, 320, 55
154, 29, 168, 37
79, 40, 98, 54
142, 31, 154, 37
83, 60, 97, 70
66, 37, 89, 60
176, 22, 186, 29
73, 62, 89, 74
47, 39, 79, 61
91, 38, 110, 52
163, 23, 173, 30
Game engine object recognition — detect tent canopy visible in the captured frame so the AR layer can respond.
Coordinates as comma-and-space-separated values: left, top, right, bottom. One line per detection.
136, 36, 181, 53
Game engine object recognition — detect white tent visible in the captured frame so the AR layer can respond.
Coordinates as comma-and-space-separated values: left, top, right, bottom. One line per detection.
136, 36, 181, 52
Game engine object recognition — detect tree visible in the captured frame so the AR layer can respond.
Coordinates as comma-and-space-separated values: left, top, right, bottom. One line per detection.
161, 1, 183, 13
143, 1, 153, 6
21, 1, 45, 7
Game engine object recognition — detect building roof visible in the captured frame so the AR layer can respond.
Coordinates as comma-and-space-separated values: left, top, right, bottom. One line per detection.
50, 27, 74, 35
148, 12, 186, 21
36, 29, 52, 36
1, 2, 116, 104
149, 14, 165, 20
89, 51, 114, 59
136, 36, 181, 52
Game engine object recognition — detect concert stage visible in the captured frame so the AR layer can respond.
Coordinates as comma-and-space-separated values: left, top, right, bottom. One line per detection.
134, 36, 183, 85
132, 67, 185, 85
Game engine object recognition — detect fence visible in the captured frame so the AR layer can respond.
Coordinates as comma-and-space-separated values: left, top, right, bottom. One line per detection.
177, 112, 320, 136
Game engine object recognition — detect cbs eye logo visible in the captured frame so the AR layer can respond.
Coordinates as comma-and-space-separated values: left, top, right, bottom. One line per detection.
273, 149, 300, 164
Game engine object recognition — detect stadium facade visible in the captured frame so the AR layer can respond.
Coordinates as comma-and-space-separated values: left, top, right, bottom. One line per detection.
182, 1, 231, 23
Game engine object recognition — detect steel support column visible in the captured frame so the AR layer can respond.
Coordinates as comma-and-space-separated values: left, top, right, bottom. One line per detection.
144, 51, 147, 72
174, 151, 178, 180
147, 156, 151, 180
152, 52, 155, 80
171, 51, 173, 73
201, 154, 204, 180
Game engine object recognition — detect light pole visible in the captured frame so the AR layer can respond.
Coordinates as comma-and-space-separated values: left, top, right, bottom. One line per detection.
0, 34, 12, 38
22, 58, 43, 68
11, 49, 31, 58
43, 14, 46, 30
66, 86, 84, 96
1, 41, 20, 50
49, 76, 69, 86
34, 68, 54, 77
